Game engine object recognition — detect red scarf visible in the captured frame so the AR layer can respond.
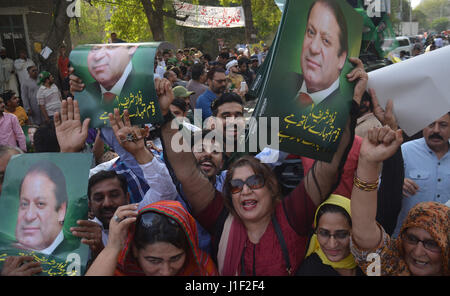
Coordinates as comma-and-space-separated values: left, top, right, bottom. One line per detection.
115, 201, 218, 276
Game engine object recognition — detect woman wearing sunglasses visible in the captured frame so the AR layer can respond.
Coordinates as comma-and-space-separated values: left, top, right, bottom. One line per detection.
86, 201, 218, 276
159, 59, 368, 275
296, 195, 364, 276
350, 126, 449, 276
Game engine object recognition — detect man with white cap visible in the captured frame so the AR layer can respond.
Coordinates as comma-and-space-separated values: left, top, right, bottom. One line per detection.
226, 60, 246, 98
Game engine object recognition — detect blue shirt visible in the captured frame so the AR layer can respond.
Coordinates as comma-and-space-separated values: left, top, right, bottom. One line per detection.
393, 138, 450, 237
195, 89, 217, 121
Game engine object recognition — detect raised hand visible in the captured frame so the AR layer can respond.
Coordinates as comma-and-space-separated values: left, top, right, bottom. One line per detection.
69, 67, 85, 93
369, 88, 398, 130
106, 204, 139, 252
359, 126, 403, 165
54, 97, 90, 153
1, 256, 42, 276
154, 78, 174, 116
347, 57, 369, 105
108, 109, 152, 164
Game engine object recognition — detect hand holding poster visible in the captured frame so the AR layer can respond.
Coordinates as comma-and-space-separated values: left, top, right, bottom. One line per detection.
70, 43, 165, 128
0, 153, 91, 276
251, 0, 363, 162
367, 45, 450, 136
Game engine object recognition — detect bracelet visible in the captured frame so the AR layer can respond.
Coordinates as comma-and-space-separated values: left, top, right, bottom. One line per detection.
353, 175, 379, 192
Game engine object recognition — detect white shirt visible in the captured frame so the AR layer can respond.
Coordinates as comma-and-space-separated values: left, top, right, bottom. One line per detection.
14, 58, 35, 85
37, 84, 62, 116
299, 77, 340, 106
37, 230, 64, 255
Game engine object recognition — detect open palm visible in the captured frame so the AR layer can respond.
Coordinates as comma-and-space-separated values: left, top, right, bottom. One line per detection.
109, 109, 145, 155
54, 98, 90, 153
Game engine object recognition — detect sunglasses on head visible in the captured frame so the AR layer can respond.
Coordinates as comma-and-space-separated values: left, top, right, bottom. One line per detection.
229, 174, 265, 194
401, 232, 441, 253
139, 211, 178, 228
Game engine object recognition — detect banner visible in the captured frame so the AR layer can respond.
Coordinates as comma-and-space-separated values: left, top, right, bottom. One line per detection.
70, 43, 165, 128
251, 0, 363, 162
174, 1, 245, 28
0, 153, 92, 276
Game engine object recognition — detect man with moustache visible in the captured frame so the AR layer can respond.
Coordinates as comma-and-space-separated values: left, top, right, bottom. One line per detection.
393, 112, 450, 237
14, 160, 72, 256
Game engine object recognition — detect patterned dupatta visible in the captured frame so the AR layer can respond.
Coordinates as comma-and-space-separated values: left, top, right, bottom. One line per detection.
115, 201, 218, 276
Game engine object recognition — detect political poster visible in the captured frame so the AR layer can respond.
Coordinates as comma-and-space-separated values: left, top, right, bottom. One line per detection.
251, 0, 363, 161
70, 42, 165, 128
0, 153, 91, 276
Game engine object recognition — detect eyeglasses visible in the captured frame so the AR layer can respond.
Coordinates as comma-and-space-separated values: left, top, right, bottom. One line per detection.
401, 232, 441, 253
230, 174, 265, 194
316, 229, 350, 241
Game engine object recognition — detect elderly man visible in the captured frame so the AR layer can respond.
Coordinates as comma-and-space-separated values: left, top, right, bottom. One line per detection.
293, 0, 348, 109
393, 112, 450, 237
15, 161, 68, 255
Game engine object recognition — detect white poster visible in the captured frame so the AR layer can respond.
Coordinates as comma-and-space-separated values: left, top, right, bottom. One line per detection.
174, 1, 245, 28
367, 46, 450, 136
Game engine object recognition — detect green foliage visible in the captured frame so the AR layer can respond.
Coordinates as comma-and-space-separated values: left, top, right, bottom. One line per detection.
412, 9, 429, 31
416, 0, 450, 20
69, 1, 108, 46
96, 0, 153, 42
431, 17, 449, 32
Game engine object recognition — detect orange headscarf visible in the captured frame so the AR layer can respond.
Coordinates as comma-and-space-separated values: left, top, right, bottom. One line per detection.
398, 201, 449, 275
115, 201, 218, 276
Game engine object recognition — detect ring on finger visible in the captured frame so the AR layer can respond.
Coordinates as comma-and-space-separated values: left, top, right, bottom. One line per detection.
126, 133, 134, 142
113, 215, 122, 223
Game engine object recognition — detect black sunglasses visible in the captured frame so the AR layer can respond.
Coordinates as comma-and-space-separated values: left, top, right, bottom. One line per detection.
401, 232, 441, 253
229, 174, 265, 194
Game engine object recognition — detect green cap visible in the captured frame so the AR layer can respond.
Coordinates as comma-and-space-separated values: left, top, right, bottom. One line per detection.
173, 86, 195, 98
37, 71, 51, 85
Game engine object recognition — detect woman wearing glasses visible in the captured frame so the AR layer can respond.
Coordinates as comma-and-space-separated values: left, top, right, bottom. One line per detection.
350, 126, 449, 276
296, 195, 364, 276
159, 59, 368, 276
86, 201, 218, 276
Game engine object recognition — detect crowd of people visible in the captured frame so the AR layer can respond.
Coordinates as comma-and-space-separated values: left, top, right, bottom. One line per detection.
0, 29, 449, 277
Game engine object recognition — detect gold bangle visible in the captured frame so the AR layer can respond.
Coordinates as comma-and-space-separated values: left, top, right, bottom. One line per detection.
353, 175, 379, 192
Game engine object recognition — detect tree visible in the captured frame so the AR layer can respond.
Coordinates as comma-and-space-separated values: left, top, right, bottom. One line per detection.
70, 1, 108, 46
220, 0, 281, 42
431, 17, 449, 32
39, 0, 72, 83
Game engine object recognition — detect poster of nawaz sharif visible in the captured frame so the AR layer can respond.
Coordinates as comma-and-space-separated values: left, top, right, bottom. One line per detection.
251, 0, 363, 162
69, 42, 167, 128
0, 153, 92, 276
